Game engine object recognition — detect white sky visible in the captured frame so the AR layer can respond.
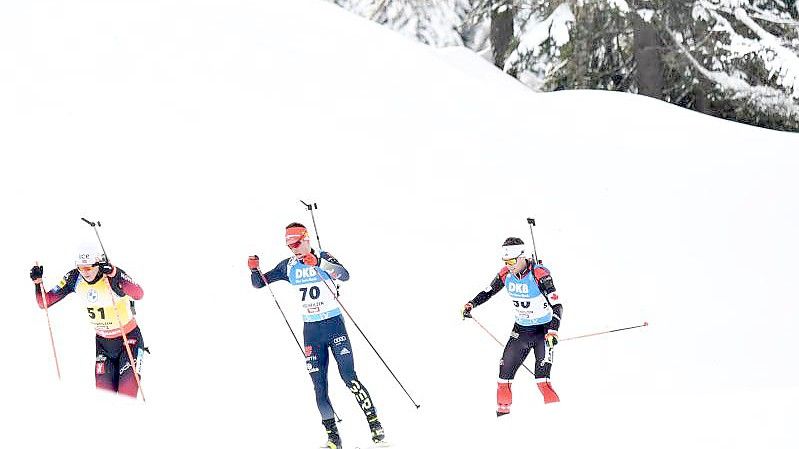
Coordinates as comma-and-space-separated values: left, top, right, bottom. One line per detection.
1, 1, 798, 448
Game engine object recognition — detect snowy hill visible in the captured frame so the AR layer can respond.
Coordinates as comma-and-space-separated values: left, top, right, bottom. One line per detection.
1, 1, 798, 448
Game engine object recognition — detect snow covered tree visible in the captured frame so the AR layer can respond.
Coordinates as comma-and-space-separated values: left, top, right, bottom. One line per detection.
666, 0, 799, 130
337, 0, 473, 46
329, 0, 799, 130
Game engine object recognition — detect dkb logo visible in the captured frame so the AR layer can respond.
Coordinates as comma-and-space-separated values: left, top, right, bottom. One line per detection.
508, 283, 529, 294
295, 267, 317, 278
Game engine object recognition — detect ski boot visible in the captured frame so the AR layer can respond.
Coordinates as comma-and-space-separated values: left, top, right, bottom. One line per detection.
497, 381, 512, 416
368, 416, 386, 445
537, 380, 560, 404
322, 418, 342, 449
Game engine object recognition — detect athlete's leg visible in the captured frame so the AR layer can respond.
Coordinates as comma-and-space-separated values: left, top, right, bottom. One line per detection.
329, 323, 383, 442
95, 336, 117, 392
305, 324, 335, 420
330, 331, 377, 417
117, 328, 145, 398
497, 330, 534, 415
531, 328, 559, 403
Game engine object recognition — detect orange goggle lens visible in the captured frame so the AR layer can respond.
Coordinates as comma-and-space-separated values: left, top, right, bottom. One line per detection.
503, 258, 518, 267
287, 239, 304, 249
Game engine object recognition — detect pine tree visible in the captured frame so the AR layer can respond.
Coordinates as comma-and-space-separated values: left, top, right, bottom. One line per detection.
329, 0, 799, 130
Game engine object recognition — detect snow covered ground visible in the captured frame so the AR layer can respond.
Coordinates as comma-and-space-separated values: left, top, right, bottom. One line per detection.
1, 1, 798, 448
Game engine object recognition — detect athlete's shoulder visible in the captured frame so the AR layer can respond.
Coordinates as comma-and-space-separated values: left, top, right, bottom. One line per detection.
532, 264, 551, 280
62, 269, 80, 286
320, 251, 342, 263
498, 266, 510, 283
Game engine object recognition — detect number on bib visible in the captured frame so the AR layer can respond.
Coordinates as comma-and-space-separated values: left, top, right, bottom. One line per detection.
300, 286, 321, 301
87, 307, 106, 319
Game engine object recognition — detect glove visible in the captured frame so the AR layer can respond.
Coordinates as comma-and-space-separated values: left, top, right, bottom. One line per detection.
302, 253, 318, 266
98, 262, 116, 277
30, 265, 44, 283
462, 302, 473, 320
545, 330, 558, 347
248, 255, 260, 271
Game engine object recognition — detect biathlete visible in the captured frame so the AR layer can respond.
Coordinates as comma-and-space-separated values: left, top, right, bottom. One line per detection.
462, 237, 563, 416
30, 244, 146, 398
249, 223, 385, 449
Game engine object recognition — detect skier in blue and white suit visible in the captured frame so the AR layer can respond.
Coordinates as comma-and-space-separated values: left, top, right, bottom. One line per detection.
249, 222, 384, 449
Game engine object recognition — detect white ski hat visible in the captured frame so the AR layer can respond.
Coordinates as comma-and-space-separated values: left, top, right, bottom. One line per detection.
76, 242, 105, 266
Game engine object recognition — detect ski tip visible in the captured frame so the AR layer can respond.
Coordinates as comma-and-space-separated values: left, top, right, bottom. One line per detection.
644, 321, 649, 326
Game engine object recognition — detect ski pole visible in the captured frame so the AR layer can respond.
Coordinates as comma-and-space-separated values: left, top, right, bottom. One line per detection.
36, 262, 62, 380
299, 201, 421, 409
254, 269, 342, 422
300, 200, 323, 250
469, 316, 536, 377
526, 217, 541, 264
561, 322, 649, 342
81, 218, 146, 403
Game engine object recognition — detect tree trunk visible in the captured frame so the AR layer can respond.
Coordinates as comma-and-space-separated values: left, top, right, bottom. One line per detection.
490, 1, 515, 69
693, 85, 708, 114
631, 12, 663, 99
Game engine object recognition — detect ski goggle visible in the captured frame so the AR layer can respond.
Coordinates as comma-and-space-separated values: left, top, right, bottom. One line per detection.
287, 239, 305, 249
77, 265, 97, 273
503, 258, 519, 267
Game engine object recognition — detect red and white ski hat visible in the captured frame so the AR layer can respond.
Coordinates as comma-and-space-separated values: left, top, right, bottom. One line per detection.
501, 237, 525, 260
285, 224, 310, 246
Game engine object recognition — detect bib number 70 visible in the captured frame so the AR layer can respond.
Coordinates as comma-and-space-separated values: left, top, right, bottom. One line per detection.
300, 286, 321, 301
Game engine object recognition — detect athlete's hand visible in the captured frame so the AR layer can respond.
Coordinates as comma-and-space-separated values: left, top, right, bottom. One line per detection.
248, 255, 260, 271
30, 265, 44, 284
98, 262, 117, 277
462, 302, 473, 320
545, 330, 558, 347
302, 253, 318, 266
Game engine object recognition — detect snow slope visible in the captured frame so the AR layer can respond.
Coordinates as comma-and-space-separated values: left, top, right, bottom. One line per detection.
1, 1, 798, 448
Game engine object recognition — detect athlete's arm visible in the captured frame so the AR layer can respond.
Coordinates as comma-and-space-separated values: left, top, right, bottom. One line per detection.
108, 268, 144, 299
534, 266, 563, 331
36, 269, 79, 309
252, 259, 290, 288
468, 269, 507, 309
319, 252, 349, 281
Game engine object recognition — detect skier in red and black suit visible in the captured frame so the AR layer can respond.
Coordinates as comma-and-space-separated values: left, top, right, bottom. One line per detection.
462, 237, 563, 416
30, 243, 146, 398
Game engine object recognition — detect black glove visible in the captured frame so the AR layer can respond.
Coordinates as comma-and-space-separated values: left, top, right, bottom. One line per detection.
462, 302, 473, 319
30, 265, 44, 282
98, 262, 116, 277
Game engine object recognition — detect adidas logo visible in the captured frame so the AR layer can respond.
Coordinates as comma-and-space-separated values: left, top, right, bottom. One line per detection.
340, 348, 351, 355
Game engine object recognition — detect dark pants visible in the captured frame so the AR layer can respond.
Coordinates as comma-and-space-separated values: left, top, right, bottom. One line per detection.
304, 315, 377, 421
499, 323, 552, 381
95, 326, 145, 398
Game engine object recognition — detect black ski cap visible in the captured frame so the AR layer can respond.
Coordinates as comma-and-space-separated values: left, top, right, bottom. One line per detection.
502, 237, 524, 247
